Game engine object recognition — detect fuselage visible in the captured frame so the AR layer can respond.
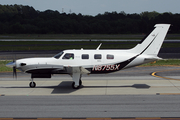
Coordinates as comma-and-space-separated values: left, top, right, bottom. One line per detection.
15, 49, 158, 74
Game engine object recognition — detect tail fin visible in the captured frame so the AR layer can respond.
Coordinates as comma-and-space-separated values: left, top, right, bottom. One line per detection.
131, 24, 170, 56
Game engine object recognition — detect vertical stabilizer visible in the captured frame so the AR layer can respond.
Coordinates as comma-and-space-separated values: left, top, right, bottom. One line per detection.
131, 24, 170, 56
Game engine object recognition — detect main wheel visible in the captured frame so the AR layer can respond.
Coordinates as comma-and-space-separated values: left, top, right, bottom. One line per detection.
29, 82, 36, 88
79, 79, 82, 86
72, 82, 80, 89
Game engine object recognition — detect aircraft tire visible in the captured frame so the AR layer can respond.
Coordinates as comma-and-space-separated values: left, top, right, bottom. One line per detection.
72, 82, 80, 89
29, 82, 36, 88
79, 79, 82, 86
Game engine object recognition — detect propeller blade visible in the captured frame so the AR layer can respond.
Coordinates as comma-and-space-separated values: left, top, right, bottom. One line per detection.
13, 66, 17, 79
6, 51, 17, 79
13, 54, 17, 79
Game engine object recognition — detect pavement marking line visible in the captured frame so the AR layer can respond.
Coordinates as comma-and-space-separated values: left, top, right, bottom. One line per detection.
111, 118, 135, 120
0, 118, 13, 120
87, 118, 112, 120
152, 69, 180, 93
158, 93, 180, 95
38, 118, 62, 120
136, 118, 180, 120
13, 118, 37, 120
136, 118, 161, 119
151, 68, 180, 81
161, 118, 180, 120
1, 118, 180, 120
62, 118, 86, 120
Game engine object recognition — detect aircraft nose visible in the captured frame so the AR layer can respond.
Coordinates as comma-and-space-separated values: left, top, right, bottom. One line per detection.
6, 61, 16, 68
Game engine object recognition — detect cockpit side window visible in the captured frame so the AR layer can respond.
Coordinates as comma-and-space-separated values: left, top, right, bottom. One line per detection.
54, 52, 64, 59
62, 53, 74, 60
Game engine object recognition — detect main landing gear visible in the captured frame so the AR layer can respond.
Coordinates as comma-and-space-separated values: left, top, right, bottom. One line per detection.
29, 78, 36, 88
72, 79, 82, 89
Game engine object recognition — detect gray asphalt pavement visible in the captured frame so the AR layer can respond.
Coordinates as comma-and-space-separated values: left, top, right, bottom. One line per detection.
0, 66, 180, 118
0, 95, 180, 118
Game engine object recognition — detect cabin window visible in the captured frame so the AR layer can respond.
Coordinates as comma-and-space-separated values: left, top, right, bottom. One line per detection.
107, 54, 114, 59
94, 54, 102, 59
82, 54, 89, 59
62, 53, 74, 59
54, 52, 64, 59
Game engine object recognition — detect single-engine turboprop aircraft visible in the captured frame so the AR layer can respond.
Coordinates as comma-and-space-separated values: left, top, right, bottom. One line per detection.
6, 24, 170, 89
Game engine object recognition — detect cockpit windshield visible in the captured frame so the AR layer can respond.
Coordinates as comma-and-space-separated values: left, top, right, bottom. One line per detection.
53, 51, 64, 59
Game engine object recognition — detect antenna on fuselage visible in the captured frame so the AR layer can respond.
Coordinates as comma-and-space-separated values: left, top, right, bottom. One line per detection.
96, 43, 102, 50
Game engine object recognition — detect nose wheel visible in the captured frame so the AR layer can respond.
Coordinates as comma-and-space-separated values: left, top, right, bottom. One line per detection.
29, 82, 36, 88
29, 78, 36, 88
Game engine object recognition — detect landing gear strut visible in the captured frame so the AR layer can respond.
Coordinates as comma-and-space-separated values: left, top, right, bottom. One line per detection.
71, 67, 82, 89
72, 79, 82, 89
29, 78, 36, 88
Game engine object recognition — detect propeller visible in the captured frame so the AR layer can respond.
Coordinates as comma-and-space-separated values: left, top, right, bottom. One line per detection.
13, 64, 17, 79
12, 56, 17, 79
6, 51, 17, 79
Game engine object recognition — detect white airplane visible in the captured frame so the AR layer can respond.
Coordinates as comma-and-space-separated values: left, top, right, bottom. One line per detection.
6, 24, 170, 89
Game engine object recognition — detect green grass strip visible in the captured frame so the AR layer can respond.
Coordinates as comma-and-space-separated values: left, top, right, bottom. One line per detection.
140, 59, 180, 66
0, 60, 13, 72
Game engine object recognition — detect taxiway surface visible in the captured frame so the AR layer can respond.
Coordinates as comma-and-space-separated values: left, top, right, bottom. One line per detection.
0, 66, 180, 118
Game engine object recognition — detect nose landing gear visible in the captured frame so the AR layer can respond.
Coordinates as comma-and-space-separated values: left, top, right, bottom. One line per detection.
29, 78, 36, 88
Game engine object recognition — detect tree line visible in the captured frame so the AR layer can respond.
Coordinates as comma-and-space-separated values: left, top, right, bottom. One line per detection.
0, 4, 180, 34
